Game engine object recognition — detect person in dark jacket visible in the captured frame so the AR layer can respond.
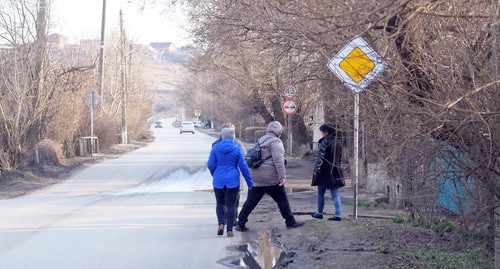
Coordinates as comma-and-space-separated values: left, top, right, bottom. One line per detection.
208, 128, 254, 237
235, 121, 304, 231
311, 124, 343, 221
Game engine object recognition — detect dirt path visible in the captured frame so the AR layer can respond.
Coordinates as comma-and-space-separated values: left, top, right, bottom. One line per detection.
238, 189, 398, 269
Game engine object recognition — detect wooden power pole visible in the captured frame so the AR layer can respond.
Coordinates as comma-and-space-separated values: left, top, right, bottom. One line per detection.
119, 9, 128, 144
97, 0, 107, 107
35, 0, 47, 138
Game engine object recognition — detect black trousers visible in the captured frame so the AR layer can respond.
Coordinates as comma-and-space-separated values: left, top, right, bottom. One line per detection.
237, 184, 296, 227
214, 186, 239, 230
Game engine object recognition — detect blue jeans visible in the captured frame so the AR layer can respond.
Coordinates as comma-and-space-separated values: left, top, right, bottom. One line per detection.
214, 186, 239, 231
317, 185, 342, 217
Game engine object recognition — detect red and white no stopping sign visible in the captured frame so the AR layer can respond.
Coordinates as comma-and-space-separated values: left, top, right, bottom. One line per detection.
282, 99, 297, 115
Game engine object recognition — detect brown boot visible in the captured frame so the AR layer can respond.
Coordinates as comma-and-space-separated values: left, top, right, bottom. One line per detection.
227, 230, 234, 237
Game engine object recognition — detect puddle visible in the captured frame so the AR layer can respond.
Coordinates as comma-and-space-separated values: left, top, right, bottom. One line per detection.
221, 231, 285, 269
253, 230, 285, 268
219, 245, 261, 269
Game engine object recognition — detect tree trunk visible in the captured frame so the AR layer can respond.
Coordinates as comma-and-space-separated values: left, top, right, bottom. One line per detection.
253, 91, 275, 123
491, 0, 499, 267
496, 205, 500, 269
271, 95, 285, 125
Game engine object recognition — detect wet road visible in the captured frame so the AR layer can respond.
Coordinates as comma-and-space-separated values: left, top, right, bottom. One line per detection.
0, 120, 243, 269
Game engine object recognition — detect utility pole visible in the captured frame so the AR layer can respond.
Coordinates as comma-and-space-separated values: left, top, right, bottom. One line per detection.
97, 0, 107, 107
35, 0, 47, 138
119, 9, 128, 144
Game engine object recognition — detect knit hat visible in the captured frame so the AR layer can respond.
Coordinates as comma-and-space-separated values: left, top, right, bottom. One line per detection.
221, 128, 235, 140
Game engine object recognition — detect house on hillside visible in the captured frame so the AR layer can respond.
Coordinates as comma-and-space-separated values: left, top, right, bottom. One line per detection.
48, 33, 69, 49
149, 42, 177, 59
0, 45, 13, 51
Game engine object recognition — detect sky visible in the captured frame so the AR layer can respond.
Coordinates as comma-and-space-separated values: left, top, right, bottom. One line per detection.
50, 0, 191, 46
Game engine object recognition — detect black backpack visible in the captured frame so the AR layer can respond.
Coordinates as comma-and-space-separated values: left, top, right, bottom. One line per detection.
245, 137, 272, 169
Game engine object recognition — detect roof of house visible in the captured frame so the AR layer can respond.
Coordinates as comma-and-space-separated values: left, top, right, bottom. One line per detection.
149, 42, 176, 48
48, 33, 69, 42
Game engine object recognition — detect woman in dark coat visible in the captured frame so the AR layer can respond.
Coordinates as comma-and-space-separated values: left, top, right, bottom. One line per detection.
311, 124, 344, 221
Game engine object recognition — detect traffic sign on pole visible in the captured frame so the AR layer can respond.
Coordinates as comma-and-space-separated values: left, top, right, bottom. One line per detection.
327, 36, 386, 93
83, 88, 101, 107
283, 84, 297, 99
327, 36, 386, 220
282, 100, 297, 115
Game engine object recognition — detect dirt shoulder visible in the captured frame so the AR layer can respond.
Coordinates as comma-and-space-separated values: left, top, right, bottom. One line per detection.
241, 187, 493, 269
252, 152, 494, 269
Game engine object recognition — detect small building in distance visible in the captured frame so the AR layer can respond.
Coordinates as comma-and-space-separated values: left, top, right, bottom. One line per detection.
149, 42, 177, 59
48, 33, 69, 49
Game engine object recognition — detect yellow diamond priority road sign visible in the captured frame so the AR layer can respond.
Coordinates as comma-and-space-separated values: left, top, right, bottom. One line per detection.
328, 36, 386, 93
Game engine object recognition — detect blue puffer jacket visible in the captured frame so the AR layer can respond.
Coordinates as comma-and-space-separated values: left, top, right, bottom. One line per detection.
207, 139, 254, 189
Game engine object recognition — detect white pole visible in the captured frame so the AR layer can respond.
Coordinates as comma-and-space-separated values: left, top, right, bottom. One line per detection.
288, 115, 293, 156
90, 92, 94, 157
34, 148, 39, 164
353, 93, 360, 219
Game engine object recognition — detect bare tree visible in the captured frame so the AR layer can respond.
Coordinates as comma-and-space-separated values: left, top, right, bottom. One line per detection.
0, 0, 155, 168
181, 0, 499, 259
0, 0, 52, 169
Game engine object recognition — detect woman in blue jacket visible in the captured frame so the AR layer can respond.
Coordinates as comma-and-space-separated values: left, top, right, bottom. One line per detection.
207, 128, 254, 237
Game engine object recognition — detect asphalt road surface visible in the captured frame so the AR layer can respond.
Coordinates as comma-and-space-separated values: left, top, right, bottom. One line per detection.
0, 119, 246, 269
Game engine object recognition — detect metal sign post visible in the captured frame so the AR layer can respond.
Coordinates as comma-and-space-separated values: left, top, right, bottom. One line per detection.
83, 88, 101, 156
282, 88, 297, 156
327, 36, 387, 220
287, 115, 293, 156
353, 93, 360, 218
90, 92, 94, 157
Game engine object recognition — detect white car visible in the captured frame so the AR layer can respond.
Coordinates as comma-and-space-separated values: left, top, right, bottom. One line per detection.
180, 121, 195, 134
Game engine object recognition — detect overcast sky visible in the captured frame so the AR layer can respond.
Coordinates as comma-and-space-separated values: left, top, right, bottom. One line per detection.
50, 0, 191, 46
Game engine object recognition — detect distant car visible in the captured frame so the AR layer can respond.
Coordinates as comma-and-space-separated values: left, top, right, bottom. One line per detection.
154, 121, 163, 128
180, 121, 195, 134
192, 121, 202, 128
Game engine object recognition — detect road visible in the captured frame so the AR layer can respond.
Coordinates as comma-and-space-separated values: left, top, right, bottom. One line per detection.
0, 120, 246, 269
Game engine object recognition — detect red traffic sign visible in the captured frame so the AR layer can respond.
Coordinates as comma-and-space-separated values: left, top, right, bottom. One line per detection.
283, 84, 297, 98
282, 100, 297, 115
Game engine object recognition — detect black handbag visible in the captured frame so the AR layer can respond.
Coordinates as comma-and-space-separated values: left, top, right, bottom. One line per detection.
336, 176, 346, 188
311, 173, 319, 186
333, 166, 346, 188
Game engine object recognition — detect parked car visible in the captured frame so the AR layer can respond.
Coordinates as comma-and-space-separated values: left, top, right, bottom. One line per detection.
154, 121, 163, 128
180, 121, 195, 134
192, 121, 202, 128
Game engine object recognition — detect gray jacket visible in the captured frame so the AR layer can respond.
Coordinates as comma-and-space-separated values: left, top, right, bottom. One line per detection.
250, 121, 286, 186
